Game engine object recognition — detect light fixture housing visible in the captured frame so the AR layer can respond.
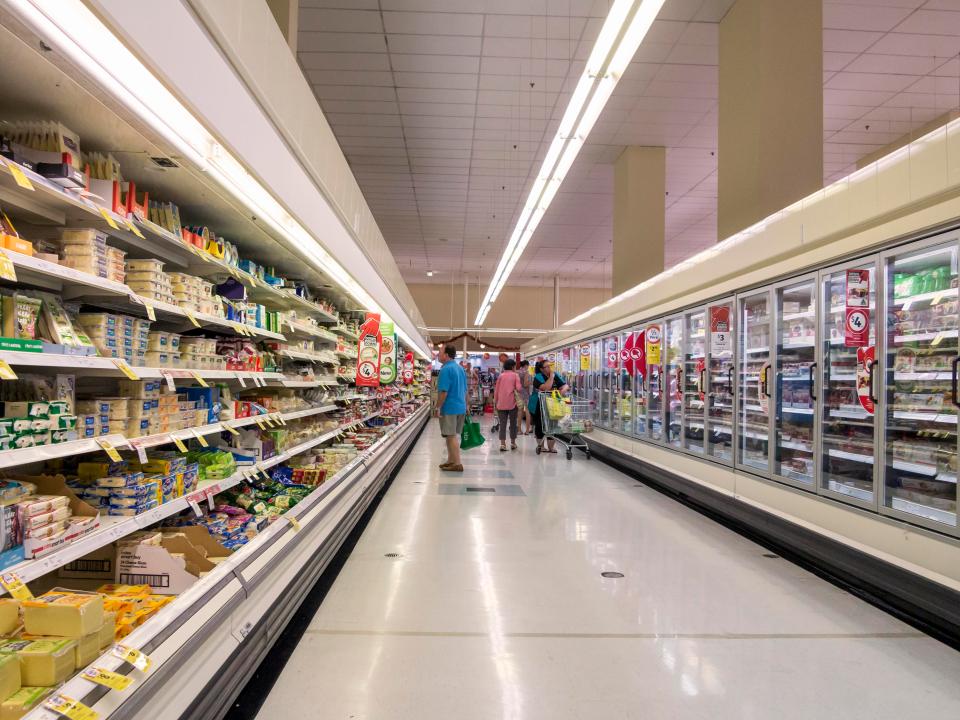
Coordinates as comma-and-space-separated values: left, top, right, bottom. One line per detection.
474, 0, 666, 326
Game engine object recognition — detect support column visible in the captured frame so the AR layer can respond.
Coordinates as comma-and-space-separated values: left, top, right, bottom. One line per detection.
266, 0, 298, 54
718, 0, 822, 240
612, 146, 665, 296
553, 275, 560, 329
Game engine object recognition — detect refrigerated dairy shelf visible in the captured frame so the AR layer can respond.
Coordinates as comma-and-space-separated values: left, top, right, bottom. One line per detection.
892, 287, 958, 305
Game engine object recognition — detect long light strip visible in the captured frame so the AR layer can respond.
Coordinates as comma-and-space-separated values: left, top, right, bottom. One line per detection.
474, 0, 667, 325
10, 0, 431, 359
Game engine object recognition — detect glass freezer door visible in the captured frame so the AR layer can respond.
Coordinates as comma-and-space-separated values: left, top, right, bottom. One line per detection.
706, 300, 735, 463
646, 321, 664, 442
884, 242, 959, 529
683, 309, 707, 454
632, 328, 647, 437
738, 290, 773, 473
775, 278, 817, 486
820, 262, 878, 506
619, 331, 635, 434
665, 316, 684, 448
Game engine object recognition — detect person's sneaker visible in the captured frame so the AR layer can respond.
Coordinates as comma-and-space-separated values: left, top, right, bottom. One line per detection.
441, 464, 464, 472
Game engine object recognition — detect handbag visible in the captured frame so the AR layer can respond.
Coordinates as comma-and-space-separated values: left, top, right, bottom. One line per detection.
545, 390, 570, 420
460, 414, 485, 450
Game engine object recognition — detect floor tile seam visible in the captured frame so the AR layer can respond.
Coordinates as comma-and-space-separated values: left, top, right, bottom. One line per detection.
303, 629, 926, 640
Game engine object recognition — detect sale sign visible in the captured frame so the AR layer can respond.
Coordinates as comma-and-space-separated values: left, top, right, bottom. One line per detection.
379, 321, 397, 384
606, 338, 618, 369
710, 305, 732, 355
355, 313, 381, 387
579, 344, 590, 371
621, 333, 635, 374
631, 330, 645, 377
401, 351, 414, 384
845, 269, 870, 347
856, 345, 875, 414
645, 324, 661, 367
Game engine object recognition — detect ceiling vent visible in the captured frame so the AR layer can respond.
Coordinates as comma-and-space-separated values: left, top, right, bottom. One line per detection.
149, 156, 179, 168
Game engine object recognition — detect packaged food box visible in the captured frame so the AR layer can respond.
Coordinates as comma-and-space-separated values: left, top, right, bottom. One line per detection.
22, 593, 103, 638
1, 639, 75, 686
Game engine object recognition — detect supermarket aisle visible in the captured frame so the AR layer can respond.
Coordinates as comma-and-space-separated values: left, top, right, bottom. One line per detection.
257, 419, 960, 720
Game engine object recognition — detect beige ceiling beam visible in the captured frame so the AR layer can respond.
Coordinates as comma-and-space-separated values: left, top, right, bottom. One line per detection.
718, 0, 823, 241
613, 146, 665, 296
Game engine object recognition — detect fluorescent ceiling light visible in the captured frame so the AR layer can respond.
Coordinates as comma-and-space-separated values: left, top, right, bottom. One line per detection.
10, 0, 431, 360
474, 0, 666, 326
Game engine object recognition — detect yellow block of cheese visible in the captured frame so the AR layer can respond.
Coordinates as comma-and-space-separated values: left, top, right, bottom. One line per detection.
0, 602, 19, 637
14, 639, 75, 686
1, 686, 52, 720
22, 593, 103, 638
0, 655, 19, 704
74, 631, 100, 669
98, 612, 116, 650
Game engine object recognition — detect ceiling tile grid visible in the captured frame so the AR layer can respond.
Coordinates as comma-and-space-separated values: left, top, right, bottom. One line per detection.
298, 0, 960, 289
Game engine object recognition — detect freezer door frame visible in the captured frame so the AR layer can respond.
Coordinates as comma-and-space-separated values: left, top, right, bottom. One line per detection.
816, 254, 881, 512
705, 296, 737, 466
645, 317, 667, 445
735, 287, 775, 478
878, 233, 960, 537
663, 311, 686, 449
681, 304, 709, 457
629, 325, 647, 439
771, 271, 820, 491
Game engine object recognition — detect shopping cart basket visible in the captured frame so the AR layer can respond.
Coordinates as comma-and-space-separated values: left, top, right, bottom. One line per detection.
536, 391, 595, 460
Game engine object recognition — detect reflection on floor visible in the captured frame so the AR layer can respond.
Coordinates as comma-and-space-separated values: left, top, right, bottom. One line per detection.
258, 418, 960, 719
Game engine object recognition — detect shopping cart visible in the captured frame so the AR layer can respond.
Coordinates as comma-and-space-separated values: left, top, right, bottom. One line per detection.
536, 391, 595, 460
468, 386, 484, 416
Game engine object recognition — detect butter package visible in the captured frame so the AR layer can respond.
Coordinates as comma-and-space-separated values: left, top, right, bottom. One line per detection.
0, 601, 19, 636
22, 592, 103, 638
1, 402, 48, 419
15, 495, 69, 518
0, 655, 19, 707
0, 685, 50, 720
22, 506, 70, 531
6, 639, 75, 686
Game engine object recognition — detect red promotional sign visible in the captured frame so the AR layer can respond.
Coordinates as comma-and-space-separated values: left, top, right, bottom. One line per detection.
845, 269, 870, 347
606, 337, 619, 369
856, 346, 875, 414
355, 313, 381, 387
621, 333, 635, 374
709, 305, 732, 354
402, 351, 414, 384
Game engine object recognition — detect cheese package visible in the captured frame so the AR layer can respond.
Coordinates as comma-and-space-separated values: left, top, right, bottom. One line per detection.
73, 630, 100, 669
0, 686, 51, 720
0, 602, 19, 636
13, 639, 75, 686
0, 654, 19, 703
22, 593, 104, 638
98, 612, 116, 649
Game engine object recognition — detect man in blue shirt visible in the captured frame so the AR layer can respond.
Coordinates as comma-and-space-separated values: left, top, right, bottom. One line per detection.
436, 344, 467, 471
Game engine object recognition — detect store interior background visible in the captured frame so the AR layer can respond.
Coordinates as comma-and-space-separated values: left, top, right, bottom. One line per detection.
269, 0, 960, 353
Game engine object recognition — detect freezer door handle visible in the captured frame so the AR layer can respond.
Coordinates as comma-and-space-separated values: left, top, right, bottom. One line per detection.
869, 359, 879, 404
952, 356, 960, 408
809, 362, 817, 402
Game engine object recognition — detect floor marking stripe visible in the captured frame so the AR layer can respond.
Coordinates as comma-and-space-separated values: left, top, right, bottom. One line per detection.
305, 629, 925, 640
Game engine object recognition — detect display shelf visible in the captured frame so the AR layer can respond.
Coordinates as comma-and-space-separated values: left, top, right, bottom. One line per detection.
827, 481, 873, 501
332, 324, 359, 339
890, 497, 956, 526
780, 440, 813, 452
827, 448, 874, 464
830, 406, 871, 419
892, 287, 958, 306
279, 348, 337, 364
783, 407, 814, 415
279, 378, 338, 388
782, 338, 816, 349
782, 310, 815, 321
281, 319, 337, 343
890, 459, 957, 483
0, 409, 384, 596
892, 410, 957, 424
893, 330, 958, 343
0, 433, 127, 471
744, 346, 770, 354
894, 371, 953, 381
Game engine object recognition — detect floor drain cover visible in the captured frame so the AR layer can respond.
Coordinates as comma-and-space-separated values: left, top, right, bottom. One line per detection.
466, 487, 496, 493
385, 553, 402, 558
763, 553, 780, 559
601, 571, 624, 579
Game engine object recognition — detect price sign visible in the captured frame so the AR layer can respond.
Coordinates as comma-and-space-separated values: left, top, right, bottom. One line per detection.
171, 435, 188, 453
95, 438, 123, 462
112, 644, 152, 672
0, 249, 17, 282
81, 666, 134, 691
222, 423, 240, 436
98, 206, 119, 230
190, 428, 209, 447
190, 371, 209, 388
4, 161, 33, 190
0, 572, 33, 600
845, 269, 871, 347
161, 371, 176, 391
288, 516, 301, 532
112, 359, 139, 380
845, 308, 869, 347
124, 218, 145, 239
0, 359, 17, 380
44, 694, 99, 720
185, 311, 201, 328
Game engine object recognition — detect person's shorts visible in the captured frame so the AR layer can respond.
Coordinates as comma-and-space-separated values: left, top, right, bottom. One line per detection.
439, 414, 465, 437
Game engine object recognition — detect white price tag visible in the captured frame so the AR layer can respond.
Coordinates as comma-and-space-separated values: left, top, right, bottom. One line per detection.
236, 373, 246, 388
161, 371, 176, 392
132, 442, 148, 464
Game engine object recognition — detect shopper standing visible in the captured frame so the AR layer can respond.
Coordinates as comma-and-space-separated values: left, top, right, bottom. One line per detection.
518, 359, 533, 434
494, 358, 522, 451
436, 344, 467, 471
529, 359, 570, 454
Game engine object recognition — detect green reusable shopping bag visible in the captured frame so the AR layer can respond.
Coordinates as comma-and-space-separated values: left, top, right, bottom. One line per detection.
460, 414, 485, 450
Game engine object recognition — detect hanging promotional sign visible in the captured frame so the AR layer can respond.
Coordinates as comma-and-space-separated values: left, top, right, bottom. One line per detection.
355, 313, 381, 387
645, 324, 661, 367
710, 305, 732, 355
758, 361, 771, 414
562, 347, 571, 361
845, 269, 870, 347
401, 351, 414, 384
606, 337, 618, 369
378, 321, 397, 384
856, 345, 875, 415
631, 330, 646, 377
621, 333, 635, 375
579, 344, 591, 371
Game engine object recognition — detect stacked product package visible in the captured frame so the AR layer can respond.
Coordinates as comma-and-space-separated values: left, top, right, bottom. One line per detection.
0, 400, 77, 450
59, 229, 125, 283
75, 312, 150, 366
68, 455, 199, 516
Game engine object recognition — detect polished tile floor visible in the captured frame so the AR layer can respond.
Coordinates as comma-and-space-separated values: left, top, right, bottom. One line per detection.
258, 420, 960, 719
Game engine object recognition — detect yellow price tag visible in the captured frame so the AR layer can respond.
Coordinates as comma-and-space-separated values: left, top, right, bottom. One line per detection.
0, 359, 17, 381
112, 644, 152, 672
98, 207, 119, 230
112, 358, 139, 380
142, 300, 156, 322
43, 694, 99, 720
0, 572, 33, 600
95, 438, 123, 463
171, 435, 188, 453
257, 466, 270, 481
191, 371, 209, 388
81, 666, 134, 691
124, 217, 145, 239
0, 249, 17, 282
191, 429, 209, 448
222, 423, 240, 436
276, 414, 287, 426
254, 417, 266, 430
5, 162, 33, 191
288, 516, 301, 532
185, 311, 200, 328
263, 415, 275, 428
